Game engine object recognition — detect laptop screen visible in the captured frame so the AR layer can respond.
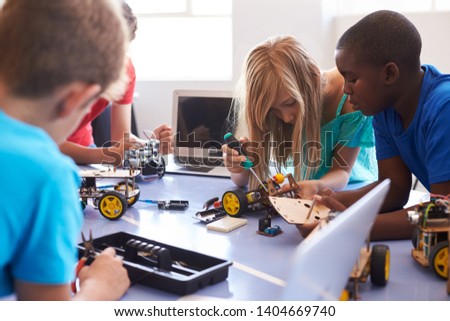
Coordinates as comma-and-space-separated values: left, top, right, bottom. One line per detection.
281, 179, 391, 300
173, 90, 234, 166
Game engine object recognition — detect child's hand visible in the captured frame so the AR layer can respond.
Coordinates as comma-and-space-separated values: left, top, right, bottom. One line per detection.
313, 193, 346, 212
280, 180, 328, 199
221, 136, 248, 174
296, 222, 319, 238
295, 189, 346, 239
153, 123, 173, 155
294, 180, 322, 199
127, 133, 147, 146
77, 247, 130, 301
104, 134, 143, 166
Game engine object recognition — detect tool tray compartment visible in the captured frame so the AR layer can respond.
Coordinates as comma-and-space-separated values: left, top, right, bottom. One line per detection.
77, 232, 232, 295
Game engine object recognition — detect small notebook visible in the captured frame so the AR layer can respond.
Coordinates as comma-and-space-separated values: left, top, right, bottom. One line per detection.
207, 216, 247, 233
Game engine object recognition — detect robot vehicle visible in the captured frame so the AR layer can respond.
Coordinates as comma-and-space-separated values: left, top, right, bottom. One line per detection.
308, 213, 390, 301
123, 139, 166, 179
79, 138, 165, 220
346, 240, 390, 299
408, 195, 449, 280
220, 173, 329, 224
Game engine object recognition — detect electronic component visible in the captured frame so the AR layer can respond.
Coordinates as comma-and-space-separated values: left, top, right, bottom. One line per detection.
157, 200, 189, 211
139, 199, 189, 211
207, 216, 248, 232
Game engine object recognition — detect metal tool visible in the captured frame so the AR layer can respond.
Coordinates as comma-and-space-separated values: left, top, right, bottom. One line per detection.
71, 230, 96, 293
224, 132, 268, 192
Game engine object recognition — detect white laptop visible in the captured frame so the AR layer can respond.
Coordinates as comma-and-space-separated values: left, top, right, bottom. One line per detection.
165, 89, 234, 178
281, 179, 391, 300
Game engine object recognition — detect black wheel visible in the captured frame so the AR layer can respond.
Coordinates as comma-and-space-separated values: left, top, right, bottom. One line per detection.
93, 195, 100, 208
222, 189, 248, 217
429, 241, 449, 279
411, 226, 421, 248
98, 191, 127, 220
142, 158, 166, 178
80, 199, 87, 211
114, 180, 140, 206
154, 157, 166, 178
370, 244, 390, 286
258, 184, 271, 208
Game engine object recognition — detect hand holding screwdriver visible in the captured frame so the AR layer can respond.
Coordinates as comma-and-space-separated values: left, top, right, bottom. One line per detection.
223, 133, 268, 191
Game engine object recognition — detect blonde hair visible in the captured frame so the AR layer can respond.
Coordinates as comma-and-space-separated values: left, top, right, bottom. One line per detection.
0, 0, 128, 100
233, 35, 322, 189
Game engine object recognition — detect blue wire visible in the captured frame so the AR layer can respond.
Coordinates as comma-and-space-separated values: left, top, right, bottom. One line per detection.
138, 200, 159, 204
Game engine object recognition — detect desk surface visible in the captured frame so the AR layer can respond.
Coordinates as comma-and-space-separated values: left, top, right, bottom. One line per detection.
81, 173, 449, 301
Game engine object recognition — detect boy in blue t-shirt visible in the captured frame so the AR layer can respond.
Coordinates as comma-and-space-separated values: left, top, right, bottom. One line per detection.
0, 0, 130, 300
306, 10, 450, 241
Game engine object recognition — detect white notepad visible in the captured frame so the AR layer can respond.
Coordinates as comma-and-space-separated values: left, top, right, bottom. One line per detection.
206, 216, 247, 233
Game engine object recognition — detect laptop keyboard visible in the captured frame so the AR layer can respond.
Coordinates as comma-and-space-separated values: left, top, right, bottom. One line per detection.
175, 156, 224, 168
177, 165, 213, 173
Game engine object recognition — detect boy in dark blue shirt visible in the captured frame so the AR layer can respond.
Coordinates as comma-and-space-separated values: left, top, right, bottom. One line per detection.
304, 10, 450, 240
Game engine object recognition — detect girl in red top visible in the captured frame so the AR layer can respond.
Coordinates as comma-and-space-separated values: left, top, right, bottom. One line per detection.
60, 2, 172, 166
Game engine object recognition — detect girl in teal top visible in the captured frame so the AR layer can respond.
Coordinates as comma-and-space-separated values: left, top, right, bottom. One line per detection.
223, 35, 377, 198
311, 93, 377, 183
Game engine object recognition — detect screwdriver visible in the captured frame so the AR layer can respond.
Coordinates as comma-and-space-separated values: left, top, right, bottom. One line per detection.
224, 132, 268, 192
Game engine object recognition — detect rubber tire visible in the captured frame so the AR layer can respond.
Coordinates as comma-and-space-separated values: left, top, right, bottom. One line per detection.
429, 241, 449, 280
98, 191, 127, 220
143, 157, 166, 179
222, 189, 248, 217
411, 225, 421, 248
155, 157, 166, 178
115, 180, 140, 207
370, 244, 390, 286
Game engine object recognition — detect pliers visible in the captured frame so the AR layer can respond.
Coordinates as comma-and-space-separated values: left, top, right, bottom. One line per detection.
71, 230, 96, 293
194, 197, 226, 223
202, 197, 220, 210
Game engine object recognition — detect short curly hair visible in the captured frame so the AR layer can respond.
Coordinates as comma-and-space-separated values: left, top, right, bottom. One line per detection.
336, 10, 421, 71
0, 0, 129, 98
122, 1, 138, 41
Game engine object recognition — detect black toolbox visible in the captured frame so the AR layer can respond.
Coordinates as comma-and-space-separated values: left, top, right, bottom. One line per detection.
78, 232, 232, 295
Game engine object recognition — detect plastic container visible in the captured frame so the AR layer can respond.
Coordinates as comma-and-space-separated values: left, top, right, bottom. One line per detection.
78, 232, 232, 295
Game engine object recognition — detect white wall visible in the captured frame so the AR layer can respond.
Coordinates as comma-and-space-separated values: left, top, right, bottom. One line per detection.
133, 1, 450, 136
133, 0, 335, 136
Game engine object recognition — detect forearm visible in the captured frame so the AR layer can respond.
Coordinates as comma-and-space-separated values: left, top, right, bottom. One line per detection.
332, 181, 378, 207
73, 279, 122, 301
316, 169, 350, 192
230, 171, 250, 187
15, 281, 72, 301
110, 102, 132, 143
370, 207, 415, 241
60, 141, 121, 165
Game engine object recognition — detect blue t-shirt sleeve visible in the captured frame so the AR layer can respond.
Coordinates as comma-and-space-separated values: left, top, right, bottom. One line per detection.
423, 100, 450, 184
13, 164, 82, 285
373, 112, 399, 160
337, 111, 375, 148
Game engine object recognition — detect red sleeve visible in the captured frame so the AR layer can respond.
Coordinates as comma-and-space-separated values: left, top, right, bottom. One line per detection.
67, 59, 135, 145
67, 99, 109, 146
116, 58, 136, 105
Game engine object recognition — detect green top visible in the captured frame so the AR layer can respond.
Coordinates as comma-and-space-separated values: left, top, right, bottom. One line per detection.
313, 94, 377, 183
287, 94, 377, 183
